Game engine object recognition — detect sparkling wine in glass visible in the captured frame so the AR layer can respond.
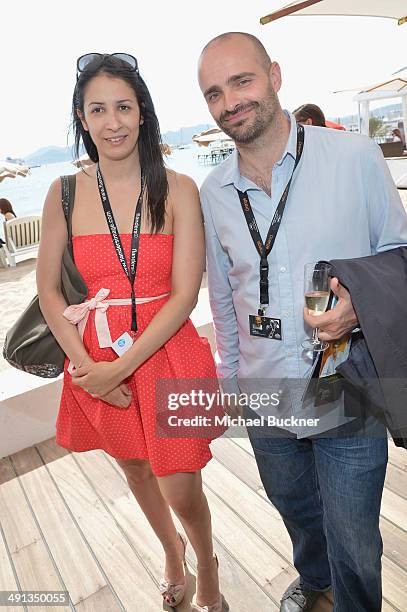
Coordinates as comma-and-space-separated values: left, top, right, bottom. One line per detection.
302, 263, 330, 352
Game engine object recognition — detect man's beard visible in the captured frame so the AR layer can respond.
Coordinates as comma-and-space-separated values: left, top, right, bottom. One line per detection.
218, 91, 279, 145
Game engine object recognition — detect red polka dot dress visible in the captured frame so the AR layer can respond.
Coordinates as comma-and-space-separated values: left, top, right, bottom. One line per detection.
56, 234, 226, 476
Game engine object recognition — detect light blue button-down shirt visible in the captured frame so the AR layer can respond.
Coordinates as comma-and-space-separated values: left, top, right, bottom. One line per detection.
200, 112, 407, 437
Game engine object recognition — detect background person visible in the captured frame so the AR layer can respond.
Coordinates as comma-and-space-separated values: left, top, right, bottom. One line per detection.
293, 103, 326, 127
0, 198, 17, 221
0, 197, 17, 248
392, 127, 406, 149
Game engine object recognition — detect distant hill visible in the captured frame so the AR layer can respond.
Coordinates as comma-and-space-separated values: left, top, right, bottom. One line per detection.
330, 102, 402, 129
163, 123, 214, 145
24, 145, 77, 166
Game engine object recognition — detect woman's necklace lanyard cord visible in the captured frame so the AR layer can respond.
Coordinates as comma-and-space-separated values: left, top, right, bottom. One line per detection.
96, 164, 145, 336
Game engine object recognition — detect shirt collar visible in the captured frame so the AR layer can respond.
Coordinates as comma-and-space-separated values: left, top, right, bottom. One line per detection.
220, 110, 297, 189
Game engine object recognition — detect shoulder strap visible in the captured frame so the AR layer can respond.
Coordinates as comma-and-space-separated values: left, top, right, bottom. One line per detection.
60, 174, 76, 243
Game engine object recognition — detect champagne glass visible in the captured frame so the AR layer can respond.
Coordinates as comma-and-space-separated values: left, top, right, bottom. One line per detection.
302, 262, 330, 352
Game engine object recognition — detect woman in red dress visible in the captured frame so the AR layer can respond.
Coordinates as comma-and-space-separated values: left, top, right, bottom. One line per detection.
37, 53, 228, 612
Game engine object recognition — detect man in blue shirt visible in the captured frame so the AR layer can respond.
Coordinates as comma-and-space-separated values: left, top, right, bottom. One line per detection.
198, 32, 407, 612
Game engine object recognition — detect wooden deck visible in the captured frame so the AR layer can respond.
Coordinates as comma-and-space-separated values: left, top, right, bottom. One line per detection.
0, 435, 406, 611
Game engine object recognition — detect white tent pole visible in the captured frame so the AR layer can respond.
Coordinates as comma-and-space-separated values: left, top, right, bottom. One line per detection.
402, 95, 407, 142
360, 101, 370, 136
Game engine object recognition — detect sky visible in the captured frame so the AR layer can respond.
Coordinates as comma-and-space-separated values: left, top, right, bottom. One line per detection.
1, 0, 406, 158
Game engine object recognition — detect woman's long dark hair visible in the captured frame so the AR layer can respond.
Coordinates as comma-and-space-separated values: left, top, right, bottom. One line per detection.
72, 55, 168, 233
0, 198, 16, 217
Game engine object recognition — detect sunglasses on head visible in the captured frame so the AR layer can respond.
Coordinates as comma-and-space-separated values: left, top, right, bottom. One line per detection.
76, 53, 138, 78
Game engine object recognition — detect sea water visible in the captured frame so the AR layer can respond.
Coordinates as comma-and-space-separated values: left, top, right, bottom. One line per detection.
0, 147, 219, 238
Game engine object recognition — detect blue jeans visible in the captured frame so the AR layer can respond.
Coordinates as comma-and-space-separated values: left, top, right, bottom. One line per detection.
247, 416, 388, 612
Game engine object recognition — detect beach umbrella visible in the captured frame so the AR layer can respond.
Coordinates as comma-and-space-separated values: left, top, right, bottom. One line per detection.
192, 128, 234, 147
160, 143, 172, 156
72, 154, 94, 168
0, 161, 30, 183
260, 1, 407, 26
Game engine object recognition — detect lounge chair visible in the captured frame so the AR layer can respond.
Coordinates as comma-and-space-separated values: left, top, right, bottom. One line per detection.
3, 216, 42, 267
378, 141, 404, 158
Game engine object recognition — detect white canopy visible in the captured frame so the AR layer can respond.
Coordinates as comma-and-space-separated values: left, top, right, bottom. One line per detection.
192, 128, 233, 147
261, 1, 407, 26
360, 78, 407, 95
348, 78, 407, 136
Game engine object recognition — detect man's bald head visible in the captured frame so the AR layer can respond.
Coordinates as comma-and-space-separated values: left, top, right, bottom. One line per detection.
199, 32, 272, 73
198, 31, 283, 146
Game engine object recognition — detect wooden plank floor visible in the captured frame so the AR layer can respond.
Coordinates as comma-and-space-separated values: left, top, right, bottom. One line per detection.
0, 436, 406, 612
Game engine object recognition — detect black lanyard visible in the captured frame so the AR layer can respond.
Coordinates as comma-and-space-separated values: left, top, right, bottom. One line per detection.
96, 165, 145, 335
236, 123, 304, 314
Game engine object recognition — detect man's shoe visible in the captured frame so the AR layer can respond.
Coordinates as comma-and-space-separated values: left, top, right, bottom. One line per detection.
280, 577, 323, 611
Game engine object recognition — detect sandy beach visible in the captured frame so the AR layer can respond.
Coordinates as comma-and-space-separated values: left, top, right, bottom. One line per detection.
1, 189, 407, 375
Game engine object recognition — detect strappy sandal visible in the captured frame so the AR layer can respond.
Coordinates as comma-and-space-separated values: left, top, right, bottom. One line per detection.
159, 532, 188, 607
191, 554, 229, 611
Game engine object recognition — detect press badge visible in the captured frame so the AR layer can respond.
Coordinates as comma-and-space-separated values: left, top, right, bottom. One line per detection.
111, 332, 134, 356
249, 314, 282, 340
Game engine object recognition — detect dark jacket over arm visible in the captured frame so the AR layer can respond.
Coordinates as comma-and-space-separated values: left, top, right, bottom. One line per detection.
329, 247, 407, 448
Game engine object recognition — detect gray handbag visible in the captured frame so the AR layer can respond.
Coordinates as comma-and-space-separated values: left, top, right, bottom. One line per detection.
3, 175, 88, 377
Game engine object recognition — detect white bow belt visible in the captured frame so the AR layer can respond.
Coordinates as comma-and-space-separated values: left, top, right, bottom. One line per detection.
63, 287, 169, 373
